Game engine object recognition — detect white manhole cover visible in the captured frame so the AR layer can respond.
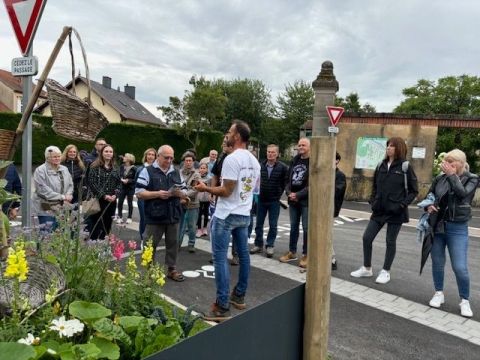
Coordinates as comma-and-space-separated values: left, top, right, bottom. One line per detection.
182, 271, 200, 278
201, 265, 215, 272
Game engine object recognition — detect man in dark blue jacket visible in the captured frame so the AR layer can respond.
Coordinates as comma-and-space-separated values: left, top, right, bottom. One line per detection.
250, 144, 288, 258
2, 163, 22, 219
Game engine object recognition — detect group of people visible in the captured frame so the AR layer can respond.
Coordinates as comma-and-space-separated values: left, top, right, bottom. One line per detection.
3, 124, 478, 321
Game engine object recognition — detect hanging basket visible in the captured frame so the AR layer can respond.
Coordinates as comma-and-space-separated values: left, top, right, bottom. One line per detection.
0, 129, 15, 160
47, 28, 108, 142
46, 78, 109, 142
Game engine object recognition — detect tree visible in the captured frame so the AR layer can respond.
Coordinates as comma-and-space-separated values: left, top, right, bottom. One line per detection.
275, 80, 314, 152
335, 92, 376, 113
394, 75, 480, 173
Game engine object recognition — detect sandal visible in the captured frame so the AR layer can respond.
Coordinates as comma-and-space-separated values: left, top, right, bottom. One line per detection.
167, 270, 185, 282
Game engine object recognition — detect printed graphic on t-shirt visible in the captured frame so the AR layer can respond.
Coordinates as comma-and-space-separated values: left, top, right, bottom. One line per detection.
292, 163, 307, 186
240, 175, 253, 201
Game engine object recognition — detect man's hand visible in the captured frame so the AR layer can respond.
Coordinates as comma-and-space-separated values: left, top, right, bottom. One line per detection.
427, 205, 438, 214
288, 192, 298, 202
158, 190, 171, 199
195, 182, 208, 192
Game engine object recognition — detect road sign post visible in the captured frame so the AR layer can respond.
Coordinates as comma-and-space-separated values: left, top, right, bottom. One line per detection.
4, 0, 47, 228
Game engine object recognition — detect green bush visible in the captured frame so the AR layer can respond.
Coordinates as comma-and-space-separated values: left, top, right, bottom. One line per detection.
0, 113, 224, 164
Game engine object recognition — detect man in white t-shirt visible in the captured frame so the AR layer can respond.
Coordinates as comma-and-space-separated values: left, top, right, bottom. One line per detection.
195, 120, 260, 322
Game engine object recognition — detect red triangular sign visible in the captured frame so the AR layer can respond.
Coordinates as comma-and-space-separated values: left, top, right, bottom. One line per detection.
326, 106, 344, 126
3, 0, 47, 55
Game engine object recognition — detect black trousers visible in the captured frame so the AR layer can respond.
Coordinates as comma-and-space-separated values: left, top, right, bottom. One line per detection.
197, 201, 209, 228
362, 219, 402, 271
88, 198, 116, 240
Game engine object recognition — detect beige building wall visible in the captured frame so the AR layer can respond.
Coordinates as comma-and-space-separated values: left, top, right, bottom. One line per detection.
335, 122, 438, 202
41, 83, 122, 123
0, 82, 15, 110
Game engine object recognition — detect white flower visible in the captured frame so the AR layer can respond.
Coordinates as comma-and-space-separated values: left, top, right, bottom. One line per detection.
50, 316, 85, 338
17, 333, 40, 345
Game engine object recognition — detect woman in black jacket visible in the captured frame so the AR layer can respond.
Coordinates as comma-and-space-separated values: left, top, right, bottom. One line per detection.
61, 144, 86, 204
351, 137, 418, 284
425, 149, 478, 318
116, 153, 137, 224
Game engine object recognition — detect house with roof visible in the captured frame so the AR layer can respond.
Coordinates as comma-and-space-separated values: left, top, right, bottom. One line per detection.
37, 76, 164, 127
0, 69, 47, 112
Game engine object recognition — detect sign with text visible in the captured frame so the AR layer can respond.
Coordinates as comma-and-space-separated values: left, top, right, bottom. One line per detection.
11, 56, 38, 76
355, 137, 387, 169
3, 0, 47, 55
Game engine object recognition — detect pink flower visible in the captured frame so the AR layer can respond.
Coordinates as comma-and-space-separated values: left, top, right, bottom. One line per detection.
112, 241, 125, 261
128, 241, 137, 250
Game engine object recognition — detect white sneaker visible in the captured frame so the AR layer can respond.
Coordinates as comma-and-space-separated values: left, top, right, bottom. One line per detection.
375, 269, 391, 284
115, 218, 123, 224
429, 291, 445, 308
460, 299, 473, 318
350, 266, 373, 278
126, 218, 132, 224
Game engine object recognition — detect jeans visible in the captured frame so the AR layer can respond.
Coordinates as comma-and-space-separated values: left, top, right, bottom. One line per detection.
431, 221, 470, 300
178, 208, 200, 246
138, 199, 145, 240
289, 204, 308, 255
362, 219, 402, 270
211, 214, 250, 308
254, 201, 281, 248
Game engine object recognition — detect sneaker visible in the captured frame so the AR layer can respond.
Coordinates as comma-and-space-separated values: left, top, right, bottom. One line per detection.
196, 229, 203, 238
188, 245, 196, 253
202, 303, 231, 322
375, 269, 391, 284
250, 246, 262, 255
201, 227, 208, 236
230, 255, 239, 266
279, 251, 297, 263
350, 266, 373, 278
299, 255, 307, 269
230, 289, 246, 310
265, 247, 274, 258
429, 291, 445, 308
126, 218, 132, 224
460, 299, 473, 318
331, 259, 337, 271
115, 218, 123, 224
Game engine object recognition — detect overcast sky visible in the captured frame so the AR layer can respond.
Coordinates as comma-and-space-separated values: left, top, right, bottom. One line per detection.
1, 0, 479, 117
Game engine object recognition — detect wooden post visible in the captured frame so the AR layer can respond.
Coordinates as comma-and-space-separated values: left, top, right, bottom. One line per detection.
303, 61, 339, 360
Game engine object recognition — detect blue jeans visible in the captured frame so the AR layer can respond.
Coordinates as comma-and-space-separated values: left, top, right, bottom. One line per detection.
254, 201, 281, 248
211, 214, 250, 308
138, 199, 145, 240
289, 204, 308, 255
178, 208, 200, 246
431, 221, 470, 300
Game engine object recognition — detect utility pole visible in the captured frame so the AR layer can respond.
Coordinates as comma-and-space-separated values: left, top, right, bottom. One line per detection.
303, 61, 339, 360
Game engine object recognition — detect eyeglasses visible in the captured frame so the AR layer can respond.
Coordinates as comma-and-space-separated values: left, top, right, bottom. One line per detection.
160, 154, 174, 160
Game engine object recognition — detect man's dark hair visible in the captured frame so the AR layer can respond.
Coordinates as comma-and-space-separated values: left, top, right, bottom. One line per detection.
232, 119, 250, 143
336, 152, 341, 161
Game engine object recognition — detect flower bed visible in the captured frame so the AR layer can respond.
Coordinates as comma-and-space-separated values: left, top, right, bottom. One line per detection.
0, 207, 209, 359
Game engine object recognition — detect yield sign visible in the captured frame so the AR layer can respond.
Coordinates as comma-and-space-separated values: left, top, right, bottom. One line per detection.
326, 106, 344, 127
3, 0, 47, 55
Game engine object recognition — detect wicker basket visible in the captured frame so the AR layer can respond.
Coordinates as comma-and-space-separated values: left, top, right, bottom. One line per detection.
0, 129, 15, 160
46, 78, 109, 142
0, 257, 66, 314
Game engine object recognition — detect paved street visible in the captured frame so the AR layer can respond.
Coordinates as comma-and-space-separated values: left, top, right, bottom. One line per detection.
107, 200, 480, 359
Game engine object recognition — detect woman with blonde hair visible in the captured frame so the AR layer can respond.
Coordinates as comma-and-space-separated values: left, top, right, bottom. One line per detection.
86, 144, 121, 240
135, 148, 157, 240
425, 149, 478, 317
116, 153, 137, 224
61, 144, 85, 204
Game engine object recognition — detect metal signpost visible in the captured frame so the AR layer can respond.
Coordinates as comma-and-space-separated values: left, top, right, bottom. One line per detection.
4, 0, 47, 227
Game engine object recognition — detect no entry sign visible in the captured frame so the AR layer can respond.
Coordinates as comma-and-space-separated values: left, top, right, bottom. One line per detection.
3, 0, 47, 55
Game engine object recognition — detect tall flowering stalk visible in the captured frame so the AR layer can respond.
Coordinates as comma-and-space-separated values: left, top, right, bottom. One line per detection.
141, 240, 153, 267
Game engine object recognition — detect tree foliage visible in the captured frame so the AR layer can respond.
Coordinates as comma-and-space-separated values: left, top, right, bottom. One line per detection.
394, 75, 480, 173
335, 92, 376, 113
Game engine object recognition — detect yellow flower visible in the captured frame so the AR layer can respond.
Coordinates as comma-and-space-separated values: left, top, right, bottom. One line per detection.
4, 242, 29, 281
141, 241, 154, 267
52, 301, 62, 315
127, 255, 140, 279
150, 265, 165, 287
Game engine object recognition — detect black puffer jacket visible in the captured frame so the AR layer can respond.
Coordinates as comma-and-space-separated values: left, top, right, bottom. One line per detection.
62, 159, 85, 203
429, 171, 479, 223
258, 160, 288, 203
369, 159, 418, 224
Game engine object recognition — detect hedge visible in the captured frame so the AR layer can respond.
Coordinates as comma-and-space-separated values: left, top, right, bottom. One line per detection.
0, 113, 224, 164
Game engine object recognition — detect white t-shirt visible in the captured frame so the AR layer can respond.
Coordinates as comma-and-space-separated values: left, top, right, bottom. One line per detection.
214, 149, 260, 220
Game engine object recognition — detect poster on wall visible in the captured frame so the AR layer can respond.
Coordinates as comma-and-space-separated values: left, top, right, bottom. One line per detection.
355, 137, 388, 169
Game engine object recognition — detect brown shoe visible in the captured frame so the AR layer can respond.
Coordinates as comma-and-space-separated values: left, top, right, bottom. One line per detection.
279, 251, 297, 263
299, 255, 307, 269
